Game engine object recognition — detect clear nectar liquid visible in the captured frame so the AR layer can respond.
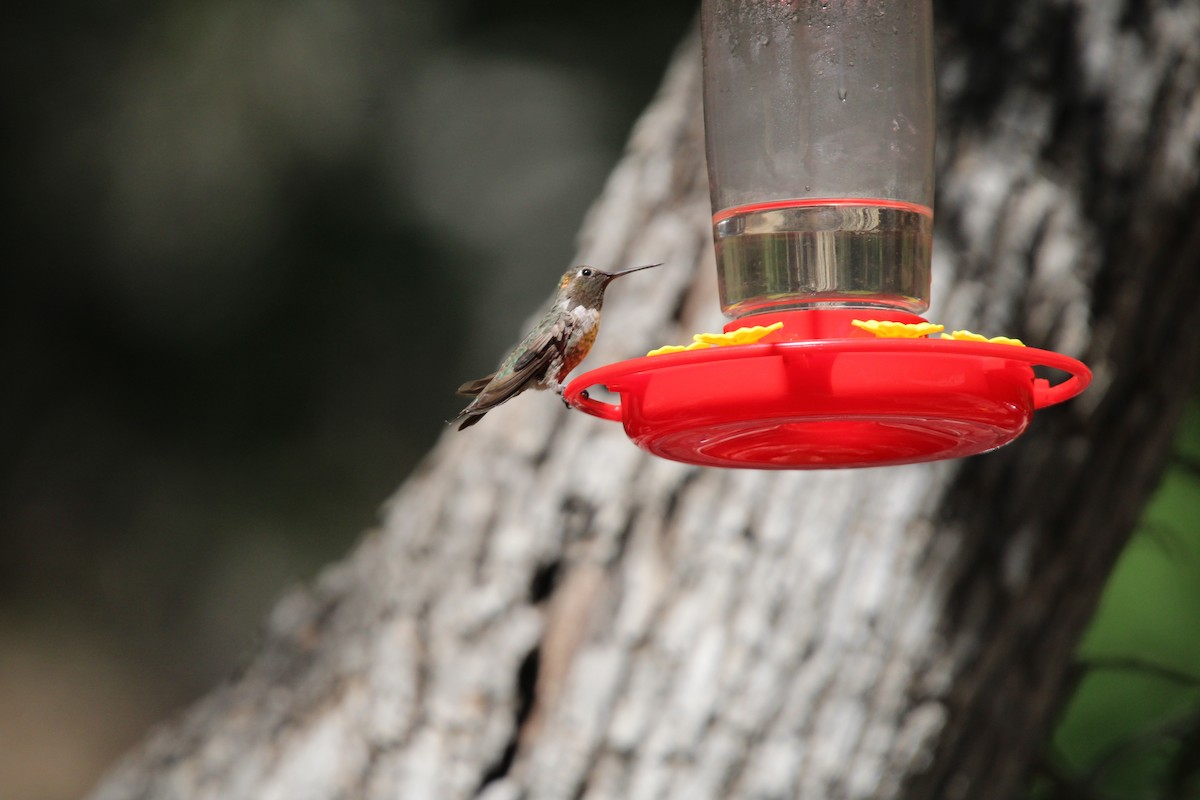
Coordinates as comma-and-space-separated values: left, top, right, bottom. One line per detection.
713, 200, 933, 318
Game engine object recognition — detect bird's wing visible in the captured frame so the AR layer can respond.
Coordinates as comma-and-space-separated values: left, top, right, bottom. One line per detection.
474, 325, 564, 407
453, 319, 567, 423
456, 374, 495, 397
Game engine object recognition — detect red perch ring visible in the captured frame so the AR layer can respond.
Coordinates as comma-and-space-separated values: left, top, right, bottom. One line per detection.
563, 314, 1090, 469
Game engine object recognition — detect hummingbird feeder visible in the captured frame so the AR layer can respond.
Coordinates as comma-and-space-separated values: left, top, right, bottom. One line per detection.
563, 0, 1089, 469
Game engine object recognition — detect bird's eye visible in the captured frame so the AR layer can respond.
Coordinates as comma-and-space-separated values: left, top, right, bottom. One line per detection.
580, 268, 593, 277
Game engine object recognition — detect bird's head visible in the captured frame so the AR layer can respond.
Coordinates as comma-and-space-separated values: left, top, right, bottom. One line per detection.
557, 263, 661, 310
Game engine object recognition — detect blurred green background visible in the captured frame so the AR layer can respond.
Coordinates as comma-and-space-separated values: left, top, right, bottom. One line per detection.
1034, 402, 1200, 800
1, 1, 1197, 799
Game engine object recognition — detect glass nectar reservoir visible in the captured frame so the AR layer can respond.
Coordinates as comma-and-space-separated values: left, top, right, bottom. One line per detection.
701, 0, 936, 317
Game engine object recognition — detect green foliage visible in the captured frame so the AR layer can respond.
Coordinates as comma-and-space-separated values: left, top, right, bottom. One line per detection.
1036, 402, 1200, 799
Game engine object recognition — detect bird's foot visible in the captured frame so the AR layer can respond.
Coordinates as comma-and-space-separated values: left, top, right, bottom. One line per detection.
561, 388, 588, 410
550, 381, 576, 409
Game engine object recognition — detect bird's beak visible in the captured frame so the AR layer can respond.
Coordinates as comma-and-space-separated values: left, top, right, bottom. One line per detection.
608, 262, 663, 279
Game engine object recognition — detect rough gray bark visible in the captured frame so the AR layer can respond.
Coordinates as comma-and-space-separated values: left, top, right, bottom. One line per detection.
90, 2, 1200, 799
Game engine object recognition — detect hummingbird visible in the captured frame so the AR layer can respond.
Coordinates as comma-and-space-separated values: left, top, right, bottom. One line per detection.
453, 263, 661, 430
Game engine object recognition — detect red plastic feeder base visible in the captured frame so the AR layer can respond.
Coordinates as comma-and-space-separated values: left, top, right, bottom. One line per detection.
564, 309, 1090, 469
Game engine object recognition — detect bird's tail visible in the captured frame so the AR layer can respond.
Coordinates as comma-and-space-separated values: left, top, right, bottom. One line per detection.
454, 410, 485, 430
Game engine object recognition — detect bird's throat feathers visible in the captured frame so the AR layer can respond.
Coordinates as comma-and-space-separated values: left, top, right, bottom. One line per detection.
558, 298, 602, 328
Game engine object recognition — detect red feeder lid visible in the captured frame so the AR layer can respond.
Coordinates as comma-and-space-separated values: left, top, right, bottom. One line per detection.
564, 309, 1090, 469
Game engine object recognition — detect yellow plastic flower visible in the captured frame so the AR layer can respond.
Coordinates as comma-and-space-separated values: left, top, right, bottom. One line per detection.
851, 319, 945, 338
940, 329, 1026, 347
647, 322, 783, 357
692, 322, 784, 346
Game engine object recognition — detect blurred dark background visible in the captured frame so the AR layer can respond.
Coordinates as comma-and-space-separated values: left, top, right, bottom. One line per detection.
0, 2, 695, 796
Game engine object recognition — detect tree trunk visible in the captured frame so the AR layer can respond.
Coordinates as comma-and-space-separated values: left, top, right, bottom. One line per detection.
89, 2, 1200, 798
